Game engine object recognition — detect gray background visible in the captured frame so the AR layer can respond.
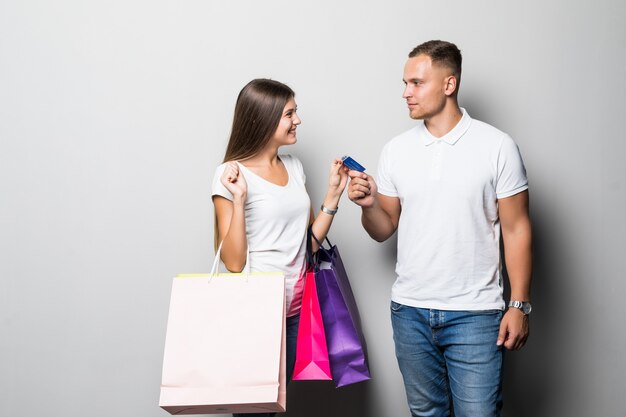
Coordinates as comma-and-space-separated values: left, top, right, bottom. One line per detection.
1, 1, 625, 416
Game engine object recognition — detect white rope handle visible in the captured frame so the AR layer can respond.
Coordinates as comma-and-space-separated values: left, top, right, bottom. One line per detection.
211, 242, 251, 276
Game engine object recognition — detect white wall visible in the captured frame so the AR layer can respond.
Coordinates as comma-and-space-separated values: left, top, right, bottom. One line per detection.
1, 1, 625, 416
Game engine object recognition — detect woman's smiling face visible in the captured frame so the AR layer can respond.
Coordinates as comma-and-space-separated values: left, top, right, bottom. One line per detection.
270, 98, 301, 146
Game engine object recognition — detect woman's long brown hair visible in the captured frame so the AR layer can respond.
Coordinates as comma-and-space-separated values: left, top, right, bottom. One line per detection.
214, 79, 295, 251
223, 79, 295, 162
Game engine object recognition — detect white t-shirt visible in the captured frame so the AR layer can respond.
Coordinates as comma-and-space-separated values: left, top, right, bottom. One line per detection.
377, 109, 528, 311
212, 154, 310, 317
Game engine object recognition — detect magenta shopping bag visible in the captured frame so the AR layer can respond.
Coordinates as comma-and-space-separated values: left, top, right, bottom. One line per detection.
313, 235, 371, 387
292, 270, 332, 381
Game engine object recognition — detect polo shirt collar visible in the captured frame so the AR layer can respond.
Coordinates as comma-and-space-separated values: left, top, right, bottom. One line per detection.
421, 108, 472, 146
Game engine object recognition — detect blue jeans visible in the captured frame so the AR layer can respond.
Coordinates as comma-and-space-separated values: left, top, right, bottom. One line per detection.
390, 302, 504, 417
233, 314, 299, 417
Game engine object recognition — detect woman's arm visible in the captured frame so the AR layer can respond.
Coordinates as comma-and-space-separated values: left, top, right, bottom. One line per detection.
213, 162, 248, 272
309, 159, 348, 251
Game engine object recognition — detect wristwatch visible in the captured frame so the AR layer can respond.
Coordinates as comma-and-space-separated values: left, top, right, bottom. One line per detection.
508, 300, 532, 315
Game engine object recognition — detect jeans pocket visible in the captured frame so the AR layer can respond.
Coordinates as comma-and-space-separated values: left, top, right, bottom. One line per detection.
390, 301, 404, 312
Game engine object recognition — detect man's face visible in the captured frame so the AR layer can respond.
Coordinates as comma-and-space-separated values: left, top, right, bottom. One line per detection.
402, 54, 453, 120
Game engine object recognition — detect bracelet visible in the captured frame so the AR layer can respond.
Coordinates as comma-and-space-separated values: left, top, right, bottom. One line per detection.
320, 204, 338, 215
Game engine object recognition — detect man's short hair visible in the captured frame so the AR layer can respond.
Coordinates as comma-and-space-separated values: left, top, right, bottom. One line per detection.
409, 40, 462, 79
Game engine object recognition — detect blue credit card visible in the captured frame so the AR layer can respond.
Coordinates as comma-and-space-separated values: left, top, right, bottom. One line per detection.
341, 155, 366, 172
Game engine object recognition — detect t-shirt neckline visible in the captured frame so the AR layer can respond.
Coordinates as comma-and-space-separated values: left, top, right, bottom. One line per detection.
237, 156, 291, 188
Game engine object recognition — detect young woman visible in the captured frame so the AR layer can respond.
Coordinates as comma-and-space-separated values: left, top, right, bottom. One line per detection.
212, 78, 347, 417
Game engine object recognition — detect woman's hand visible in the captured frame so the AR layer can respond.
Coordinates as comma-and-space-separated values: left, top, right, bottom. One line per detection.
220, 161, 247, 200
327, 159, 349, 197
310, 159, 349, 252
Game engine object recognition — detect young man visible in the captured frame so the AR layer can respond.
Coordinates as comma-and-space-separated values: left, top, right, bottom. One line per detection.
348, 40, 532, 416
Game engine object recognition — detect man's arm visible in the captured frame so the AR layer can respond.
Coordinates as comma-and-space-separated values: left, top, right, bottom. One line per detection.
348, 171, 401, 242
496, 190, 533, 350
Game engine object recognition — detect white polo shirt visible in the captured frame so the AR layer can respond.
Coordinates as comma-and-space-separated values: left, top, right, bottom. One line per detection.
377, 109, 528, 311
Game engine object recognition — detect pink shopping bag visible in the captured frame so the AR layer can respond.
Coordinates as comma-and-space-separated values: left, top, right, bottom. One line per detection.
292, 270, 332, 380
159, 269, 286, 414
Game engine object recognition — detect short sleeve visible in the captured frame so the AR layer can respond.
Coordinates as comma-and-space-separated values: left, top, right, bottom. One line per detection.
211, 163, 233, 201
281, 154, 306, 184
376, 142, 398, 197
292, 155, 306, 184
496, 135, 528, 199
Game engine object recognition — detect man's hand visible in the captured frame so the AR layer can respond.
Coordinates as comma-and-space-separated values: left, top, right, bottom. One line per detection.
348, 171, 377, 208
497, 308, 529, 350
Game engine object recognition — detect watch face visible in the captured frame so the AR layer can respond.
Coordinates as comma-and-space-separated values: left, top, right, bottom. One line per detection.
522, 302, 532, 314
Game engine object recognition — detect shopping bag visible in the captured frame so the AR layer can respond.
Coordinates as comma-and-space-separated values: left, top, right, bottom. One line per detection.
313, 233, 371, 387
159, 248, 287, 414
292, 269, 332, 380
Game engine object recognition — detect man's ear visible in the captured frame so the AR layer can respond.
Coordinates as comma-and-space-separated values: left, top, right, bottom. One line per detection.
444, 75, 458, 96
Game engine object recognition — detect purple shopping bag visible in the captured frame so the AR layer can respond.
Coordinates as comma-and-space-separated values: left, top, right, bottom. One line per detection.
313, 235, 371, 387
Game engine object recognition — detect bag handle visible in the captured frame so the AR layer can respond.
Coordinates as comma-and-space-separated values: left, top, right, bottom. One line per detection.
309, 228, 332, 255
211, 242, 251, 276
306, 225, 315, 270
